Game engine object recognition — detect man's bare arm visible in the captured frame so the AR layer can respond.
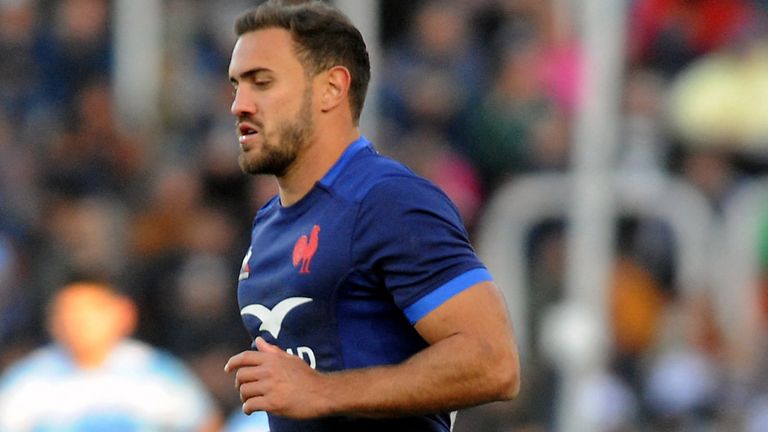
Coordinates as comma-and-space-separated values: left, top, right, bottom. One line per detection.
225, 280, 520, 418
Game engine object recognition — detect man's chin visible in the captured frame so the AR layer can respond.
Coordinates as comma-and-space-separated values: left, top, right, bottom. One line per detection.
238, 155, 261, 175
239, 154, 290, 177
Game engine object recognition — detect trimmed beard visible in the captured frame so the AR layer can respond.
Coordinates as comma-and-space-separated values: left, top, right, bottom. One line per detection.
239, 87, 315, 177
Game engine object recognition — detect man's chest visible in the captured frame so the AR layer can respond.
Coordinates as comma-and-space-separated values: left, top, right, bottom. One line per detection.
236, 203, 358, 368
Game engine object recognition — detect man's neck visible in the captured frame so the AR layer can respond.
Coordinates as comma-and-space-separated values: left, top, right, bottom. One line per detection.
277, 128, 360, 207
72, 348, 111, 370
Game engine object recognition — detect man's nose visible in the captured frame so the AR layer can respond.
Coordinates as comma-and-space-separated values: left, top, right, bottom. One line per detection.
231, 88, 255, 117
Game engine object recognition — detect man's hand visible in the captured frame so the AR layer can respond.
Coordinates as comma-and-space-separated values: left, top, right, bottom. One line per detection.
224, 337, 331, 418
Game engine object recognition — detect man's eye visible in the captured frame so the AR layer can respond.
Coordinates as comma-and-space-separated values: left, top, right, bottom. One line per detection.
254, 80, 271, 88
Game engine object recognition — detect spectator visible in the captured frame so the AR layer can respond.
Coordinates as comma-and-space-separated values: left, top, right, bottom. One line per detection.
0, 0, 42, 124
41, 80, 148, 200
0, 108, 40, 233
666, 36, 768, 151
0, 232, 39, 370
643, 298, 724, 429
466, 37, 560, 188
628, 0, 759, 76
32, 197, 129, 298
379, 0, 489, 153
34, 0, 112, 111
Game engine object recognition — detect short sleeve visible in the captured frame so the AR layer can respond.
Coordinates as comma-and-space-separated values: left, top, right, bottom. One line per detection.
352, 176, 491, 323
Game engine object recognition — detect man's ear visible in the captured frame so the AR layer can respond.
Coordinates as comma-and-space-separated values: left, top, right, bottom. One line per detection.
319, 66, 351, 113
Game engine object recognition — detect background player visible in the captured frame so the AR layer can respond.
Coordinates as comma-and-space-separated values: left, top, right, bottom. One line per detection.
0, 280, 222, 431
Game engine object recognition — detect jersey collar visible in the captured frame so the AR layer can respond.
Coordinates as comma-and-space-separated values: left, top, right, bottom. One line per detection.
318, 136, 372, 188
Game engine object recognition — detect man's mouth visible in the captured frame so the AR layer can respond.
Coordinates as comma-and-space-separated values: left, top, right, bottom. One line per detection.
238, 123, 260, 144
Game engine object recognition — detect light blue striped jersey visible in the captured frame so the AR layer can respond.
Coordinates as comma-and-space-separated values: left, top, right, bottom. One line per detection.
0, 339, 217, 431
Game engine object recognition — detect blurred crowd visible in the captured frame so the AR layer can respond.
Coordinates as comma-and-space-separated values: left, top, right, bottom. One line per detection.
2, 0, 768, 430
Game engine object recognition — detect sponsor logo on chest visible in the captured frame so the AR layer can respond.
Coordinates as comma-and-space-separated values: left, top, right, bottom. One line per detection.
240, 297, 317, 369
238, 224, 324, 368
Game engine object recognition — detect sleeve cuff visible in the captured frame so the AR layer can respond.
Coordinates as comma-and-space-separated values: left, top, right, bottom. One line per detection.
403, 268, 493, 324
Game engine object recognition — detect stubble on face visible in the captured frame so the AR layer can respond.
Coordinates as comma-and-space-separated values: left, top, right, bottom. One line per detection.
238, 86, 315, 177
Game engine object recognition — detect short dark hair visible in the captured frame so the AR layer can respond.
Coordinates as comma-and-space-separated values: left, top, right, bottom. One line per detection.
235, 0, 371, 124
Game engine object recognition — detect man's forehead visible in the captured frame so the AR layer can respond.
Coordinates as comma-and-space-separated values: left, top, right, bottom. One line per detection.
229, 28, 297, 75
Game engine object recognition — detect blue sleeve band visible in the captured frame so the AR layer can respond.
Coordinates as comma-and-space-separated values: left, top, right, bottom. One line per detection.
403, 268, 493, 324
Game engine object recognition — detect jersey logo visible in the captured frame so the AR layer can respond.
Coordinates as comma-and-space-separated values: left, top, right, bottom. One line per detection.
241, 297, 313, 339
239, 247, 252, 281
292, 224, 320, 274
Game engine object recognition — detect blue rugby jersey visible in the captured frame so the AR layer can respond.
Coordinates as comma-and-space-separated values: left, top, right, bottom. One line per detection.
237, 136, 493, 432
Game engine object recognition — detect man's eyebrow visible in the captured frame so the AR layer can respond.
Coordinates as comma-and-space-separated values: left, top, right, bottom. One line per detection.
229, 68, 272, 85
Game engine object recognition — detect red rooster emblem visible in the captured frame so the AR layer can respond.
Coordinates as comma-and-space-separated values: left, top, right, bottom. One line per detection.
292, 224, 320, 274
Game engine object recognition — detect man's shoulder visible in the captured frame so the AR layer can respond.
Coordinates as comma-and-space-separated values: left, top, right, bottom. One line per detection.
331, 148, 428, 202
109, 339, 199, 380
0, 345, 71, 389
